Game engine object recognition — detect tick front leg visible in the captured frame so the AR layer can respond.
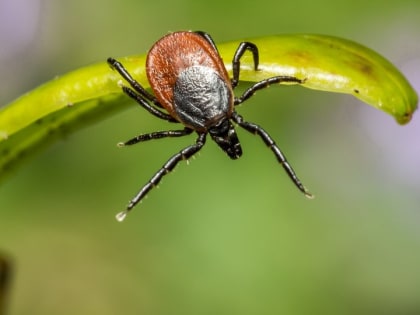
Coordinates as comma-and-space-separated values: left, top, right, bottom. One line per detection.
118, 128, 193, 146
116, 133, 207, 221
232, 112, 313, 198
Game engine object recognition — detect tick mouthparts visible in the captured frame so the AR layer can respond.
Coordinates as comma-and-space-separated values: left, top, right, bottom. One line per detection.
209, 119, 243, 159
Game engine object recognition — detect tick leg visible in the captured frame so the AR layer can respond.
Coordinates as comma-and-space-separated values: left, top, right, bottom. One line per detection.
231, 42, 259, 88
119, 133, 207, 217
107, 57, 161, 107
234, 76, 304, 106
194, 31, 219, 53
232, 112, 313, 198
121, 86, 178, 122
119, 127, 193, 146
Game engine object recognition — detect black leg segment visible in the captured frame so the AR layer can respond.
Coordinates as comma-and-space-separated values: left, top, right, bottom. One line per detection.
121, 86, 178, 122
107, 57, 160, 106
119, 127, 193, 146
194, 31, 219, 53
116, 133, 207, 220
234, 76, 304, 106
231, 42, 260, 88
107, 57, 158, 104
232, 112, 313, 198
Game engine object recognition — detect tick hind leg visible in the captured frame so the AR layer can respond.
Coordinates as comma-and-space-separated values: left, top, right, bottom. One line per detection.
116, 133, 207, 221
232, 112, 313, 198
121, 86, 178, 122
107, 57, 159, 106
231, 42, 260, 88
194, 31, 219, 53
107, 57, 178, 122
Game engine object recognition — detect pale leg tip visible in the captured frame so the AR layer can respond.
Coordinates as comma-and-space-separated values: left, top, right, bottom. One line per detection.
304, 191, 315, 199
115, 210, 128, 222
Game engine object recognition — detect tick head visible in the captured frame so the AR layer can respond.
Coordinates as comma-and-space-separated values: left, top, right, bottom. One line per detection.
209, 118, 242, 159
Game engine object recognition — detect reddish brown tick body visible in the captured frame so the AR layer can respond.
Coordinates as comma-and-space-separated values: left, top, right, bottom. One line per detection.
147, 32, 233, 131
108, 31, 312, 220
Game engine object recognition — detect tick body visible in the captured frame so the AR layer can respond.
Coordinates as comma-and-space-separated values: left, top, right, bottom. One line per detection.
108, 31, 312, 221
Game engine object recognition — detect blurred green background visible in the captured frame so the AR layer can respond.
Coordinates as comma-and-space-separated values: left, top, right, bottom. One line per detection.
1, 0, 420, 314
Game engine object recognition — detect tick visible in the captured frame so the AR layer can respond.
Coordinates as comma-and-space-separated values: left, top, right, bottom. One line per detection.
108, 31, 313, 221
